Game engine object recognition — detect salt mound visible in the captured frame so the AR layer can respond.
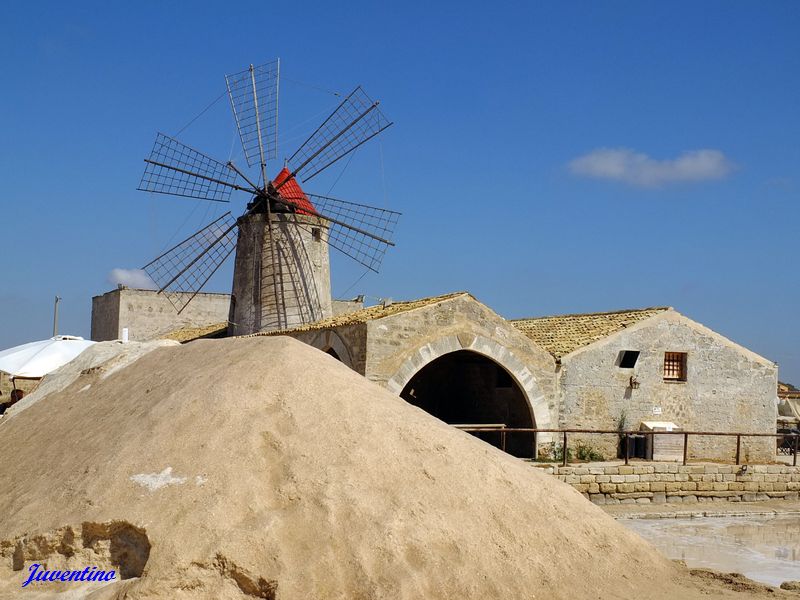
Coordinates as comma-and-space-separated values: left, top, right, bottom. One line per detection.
0, 337, 778, 599
3, 339, 178, 420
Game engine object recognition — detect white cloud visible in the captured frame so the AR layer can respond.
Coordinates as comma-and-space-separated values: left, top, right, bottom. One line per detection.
568, 148, 735, 187
108, 268, 156, 290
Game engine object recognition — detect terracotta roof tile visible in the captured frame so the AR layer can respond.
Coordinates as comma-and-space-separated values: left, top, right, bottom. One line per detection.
244, 292, 470, 337
162, 322, 228, 343
510, 307, 670, 359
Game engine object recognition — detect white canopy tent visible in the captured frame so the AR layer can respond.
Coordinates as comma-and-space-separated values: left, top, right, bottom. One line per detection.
0, 335, 96, 381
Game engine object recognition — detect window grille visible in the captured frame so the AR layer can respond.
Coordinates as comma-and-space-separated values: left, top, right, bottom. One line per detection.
663, 352, 687, 381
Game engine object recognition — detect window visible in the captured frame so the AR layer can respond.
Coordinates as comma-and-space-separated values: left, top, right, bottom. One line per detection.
311, 227, 322, 241
663, 352, 687, 382
618, 350, 640, 368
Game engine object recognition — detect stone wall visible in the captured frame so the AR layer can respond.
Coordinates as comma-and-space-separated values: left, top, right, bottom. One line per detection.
230, 213, 332, 335
543, 463, 800, 505
559, 311, 777, 462
364, 295, 559, 437
91, 288, 231, 342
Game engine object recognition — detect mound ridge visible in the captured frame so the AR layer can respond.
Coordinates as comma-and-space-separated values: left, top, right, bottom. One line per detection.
0, 337, 782, 598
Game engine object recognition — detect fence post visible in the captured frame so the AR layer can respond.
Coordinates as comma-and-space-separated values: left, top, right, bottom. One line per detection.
501, 430, 507, 452
735, 435, 741, 465
562, 431, 568, 467
794, 435, 798, 468
683, 433, 689, 465
624, 433, 630, 466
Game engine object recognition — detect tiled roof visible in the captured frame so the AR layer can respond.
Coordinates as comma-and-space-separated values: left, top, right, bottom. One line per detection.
273, 167, 316, 215
510, 307, 671, 359
162, 322, 229, 343
245, 292, 470, 337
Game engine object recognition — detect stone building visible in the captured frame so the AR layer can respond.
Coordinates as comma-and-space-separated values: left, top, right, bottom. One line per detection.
245, 295, 777, 462
511, 307, 778, 462
91, 286, 232, 342
90, 287, 778, 462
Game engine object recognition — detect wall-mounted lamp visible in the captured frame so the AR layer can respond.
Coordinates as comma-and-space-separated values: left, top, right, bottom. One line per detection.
629, 375, 640, 389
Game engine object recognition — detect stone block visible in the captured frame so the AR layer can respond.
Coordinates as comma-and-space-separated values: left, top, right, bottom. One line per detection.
712, 483, 728, 491
589, 494, 606, 505
604, 467, 619, 474
666, 495, 683, 503
650, 482, 666, 492
635, 498, 651, 504
665, 482, 682, 493
683, 495, 698, 503
624, 475, 640, 483
652, 492, 667, 504
728, 482, 745, 491
588, 483, 600, 494
596, 475, 611, 483
618, 466, 634, 475
696, 482, 713, 491
610, 475, 625, 483
600, 483, 616, 493
580, 475, 594, 483
617, 483, 635, 493
634, 483, 651, 492
705, 466, 719, 474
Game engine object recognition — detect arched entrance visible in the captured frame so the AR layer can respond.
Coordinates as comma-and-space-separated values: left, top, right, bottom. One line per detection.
400, 350, 535, 458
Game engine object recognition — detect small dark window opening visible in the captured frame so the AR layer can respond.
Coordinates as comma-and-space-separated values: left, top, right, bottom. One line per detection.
619, 350, 640, 369
496, 366, 513, 388
311, 227, 321, 241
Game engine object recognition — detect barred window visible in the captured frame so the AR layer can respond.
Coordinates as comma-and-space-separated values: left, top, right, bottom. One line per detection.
663, 352, 687, 381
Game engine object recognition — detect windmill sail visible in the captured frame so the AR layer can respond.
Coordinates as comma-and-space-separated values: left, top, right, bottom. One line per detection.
285, 86, 392, 184
287, 193, 400, 273
142, 212, 239, 313
225, 60, 280, 168
138, 133, 239, 202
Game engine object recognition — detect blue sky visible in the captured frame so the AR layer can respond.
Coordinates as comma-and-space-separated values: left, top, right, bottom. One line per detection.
0, 2, 798, 382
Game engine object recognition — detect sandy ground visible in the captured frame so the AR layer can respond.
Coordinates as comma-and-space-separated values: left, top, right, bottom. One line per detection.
0, 337, 797, 599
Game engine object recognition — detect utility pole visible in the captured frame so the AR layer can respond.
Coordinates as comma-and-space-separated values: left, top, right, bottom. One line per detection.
53, 296, 61, 337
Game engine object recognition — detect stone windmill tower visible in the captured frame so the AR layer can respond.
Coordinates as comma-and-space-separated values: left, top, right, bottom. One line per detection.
136, 60, 400, 334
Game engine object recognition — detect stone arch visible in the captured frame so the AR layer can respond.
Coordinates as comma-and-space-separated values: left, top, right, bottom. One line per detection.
318, 330, 354, 369
386, 335, 552, 446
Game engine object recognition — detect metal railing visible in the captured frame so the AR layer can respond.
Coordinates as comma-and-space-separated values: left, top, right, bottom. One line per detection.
454, 426, 800, 467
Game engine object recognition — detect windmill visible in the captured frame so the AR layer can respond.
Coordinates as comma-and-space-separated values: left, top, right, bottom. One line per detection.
137, 59, 400, 334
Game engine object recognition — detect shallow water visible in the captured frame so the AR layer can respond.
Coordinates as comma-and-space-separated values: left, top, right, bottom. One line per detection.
621, 515, 800, 587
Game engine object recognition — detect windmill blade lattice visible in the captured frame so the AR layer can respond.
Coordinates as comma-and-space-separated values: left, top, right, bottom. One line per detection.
138, 133, 237, 203
225, 60, 280, 167
287, 86, 392, 183
289, 193, 400, 273
143, 212, 239, 313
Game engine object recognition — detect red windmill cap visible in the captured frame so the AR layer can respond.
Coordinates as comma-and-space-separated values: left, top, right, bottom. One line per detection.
272, 168, 316, 215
